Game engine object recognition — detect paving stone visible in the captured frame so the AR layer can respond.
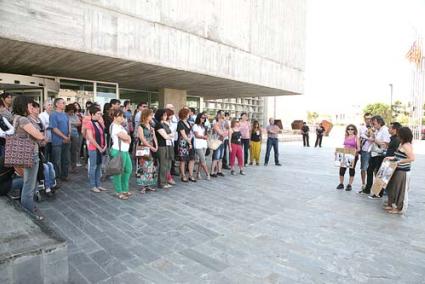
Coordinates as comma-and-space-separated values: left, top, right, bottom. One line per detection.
69, 252, 109, 283
32, 143, 425, 283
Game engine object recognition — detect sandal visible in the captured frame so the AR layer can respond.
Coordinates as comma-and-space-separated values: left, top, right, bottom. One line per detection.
189, 176, 197, 182
140, 187, 146, 194
383, 206, 393, 210
181, 177, 189, 182
124, 192, 133, 196
91, 187, 101, 193
117, 194, 128, 200
388, 209, 402, 214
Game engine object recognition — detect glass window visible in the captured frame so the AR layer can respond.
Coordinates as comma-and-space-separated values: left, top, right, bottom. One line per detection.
96, 83, 117, 110
187, 96, 200, 111
149, 92, 159, 109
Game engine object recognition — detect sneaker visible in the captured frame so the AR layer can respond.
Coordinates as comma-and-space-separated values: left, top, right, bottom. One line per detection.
206, 174, 211, 180
163, 184, 172, 189
167, 179, 176, 185
345, 184, 352, 191
196, 172, 201, 180
240, 170, 246, 175
249, 162, 253, 166
217, 172, 225, 177
368, 195, 382, 200
91, 187, 101, 193
222, 165, 230, 170
210, 173, 217, 178
231, 170, 235, 175
275, 163, 282, 166
33, 208, 45, 221
76, 163, 82, 167
97, 186, 108, 191
336, 184, 344, 190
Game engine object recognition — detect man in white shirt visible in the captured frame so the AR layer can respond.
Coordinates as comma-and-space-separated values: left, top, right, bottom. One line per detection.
358, 113, 373, 191
166, 104, 179, 176
363, 115, 391, 197
39, 100, 53, 162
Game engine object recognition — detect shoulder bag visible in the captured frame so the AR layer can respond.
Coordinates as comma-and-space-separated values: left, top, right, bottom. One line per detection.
104, 124, 123, 176
4, 116, 35, 168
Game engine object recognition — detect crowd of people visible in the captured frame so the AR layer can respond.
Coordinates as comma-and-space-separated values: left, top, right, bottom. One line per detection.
0, 92, 283, 219
336, 113, 415, 214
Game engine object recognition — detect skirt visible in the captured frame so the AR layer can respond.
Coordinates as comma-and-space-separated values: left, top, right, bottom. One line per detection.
177, 139, 195, 161
386, 170, 410, 212
136, 157, 157, 186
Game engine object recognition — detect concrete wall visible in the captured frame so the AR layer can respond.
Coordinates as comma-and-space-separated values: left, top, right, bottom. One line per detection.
0, 0, 306, 95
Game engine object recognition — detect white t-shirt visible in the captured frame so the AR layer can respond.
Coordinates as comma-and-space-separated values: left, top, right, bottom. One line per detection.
192, 124, 207, 149
39, 111, 51, 141
111, 124, 130, 152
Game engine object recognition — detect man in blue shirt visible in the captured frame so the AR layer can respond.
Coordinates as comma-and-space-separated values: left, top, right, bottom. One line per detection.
50, 98, 71, 181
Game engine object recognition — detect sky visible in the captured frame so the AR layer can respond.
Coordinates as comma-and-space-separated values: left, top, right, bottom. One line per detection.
275, 0, 425, 122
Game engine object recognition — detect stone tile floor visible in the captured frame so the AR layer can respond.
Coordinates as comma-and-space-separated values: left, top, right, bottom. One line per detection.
37, 143, 425, 283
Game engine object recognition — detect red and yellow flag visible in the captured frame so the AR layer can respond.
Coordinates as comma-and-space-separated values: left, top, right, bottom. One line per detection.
406, 41, 423, 67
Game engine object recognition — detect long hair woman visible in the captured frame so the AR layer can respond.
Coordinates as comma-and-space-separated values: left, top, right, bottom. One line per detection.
12, 96, 46, 218
176, 108, 195, 182
193, 112, 210, 180
336, 124, 360, 191
155, 109, 174, 189
136, 108, 158, 192
249, 120, 262, 165
384, 127, 415, 214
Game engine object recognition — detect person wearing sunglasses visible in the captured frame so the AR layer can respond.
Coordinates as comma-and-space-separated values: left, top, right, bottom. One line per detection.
336, 124, 360, 191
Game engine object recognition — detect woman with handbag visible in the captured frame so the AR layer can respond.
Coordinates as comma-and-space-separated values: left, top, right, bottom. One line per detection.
136, 109, 158, 192
85, 105, 107, 193
193, 112, 210, 180
9, 96, 46, 218
336, 124, 360, 191
177, 108, 196, 182
110, 110, 133, 200
249, 120, 262, 166
229, 119, 245, 175
155, 109, 174, 189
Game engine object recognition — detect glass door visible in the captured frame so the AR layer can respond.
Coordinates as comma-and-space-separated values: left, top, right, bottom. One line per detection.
6, 88, 44, 104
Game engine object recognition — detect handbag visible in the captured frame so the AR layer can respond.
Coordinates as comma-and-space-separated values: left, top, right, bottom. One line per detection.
104, 125, 123, 176
136, 145, 151, 158
207, 134, 222, 150
4, 116, 35, 168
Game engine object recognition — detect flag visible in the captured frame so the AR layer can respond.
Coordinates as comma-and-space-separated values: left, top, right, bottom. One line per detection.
406, 41, 423, 67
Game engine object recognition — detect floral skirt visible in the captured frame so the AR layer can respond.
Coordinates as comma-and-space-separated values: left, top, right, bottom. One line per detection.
177, 139, 195, 161
136, 157, 157, 186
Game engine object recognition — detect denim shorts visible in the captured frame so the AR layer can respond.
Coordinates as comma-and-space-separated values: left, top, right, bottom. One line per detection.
360, 150, 371, 171
212, 144, 224, 161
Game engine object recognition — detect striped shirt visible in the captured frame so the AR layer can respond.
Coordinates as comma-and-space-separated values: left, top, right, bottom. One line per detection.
395, 148, 411, 171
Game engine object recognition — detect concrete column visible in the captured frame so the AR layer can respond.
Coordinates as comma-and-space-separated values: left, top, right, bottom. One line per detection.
159, 88, 187, 110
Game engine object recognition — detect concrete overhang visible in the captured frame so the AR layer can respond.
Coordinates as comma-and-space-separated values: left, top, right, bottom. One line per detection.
0, 38, 301, 100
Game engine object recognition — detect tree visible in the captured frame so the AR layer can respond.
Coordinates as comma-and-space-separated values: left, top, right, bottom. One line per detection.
307, 111, 319, 124
363, 103, 392, 124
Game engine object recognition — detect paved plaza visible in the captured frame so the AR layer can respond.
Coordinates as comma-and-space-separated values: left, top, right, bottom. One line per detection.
36, 142, 425, 283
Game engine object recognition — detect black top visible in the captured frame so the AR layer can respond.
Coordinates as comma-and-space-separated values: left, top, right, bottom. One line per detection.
177, 120, 190, 140
386, 135, 400, 157
155, 122, 171, 147
316, 126, 324, 136
251, 129, 261, 142
231, 131, 242, 145
302, 125, 310, 134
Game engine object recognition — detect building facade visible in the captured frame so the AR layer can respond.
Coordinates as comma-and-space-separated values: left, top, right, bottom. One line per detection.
0, 0, 306, 113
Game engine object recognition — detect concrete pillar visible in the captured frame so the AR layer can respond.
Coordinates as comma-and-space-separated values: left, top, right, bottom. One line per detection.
159, 88, 187, 110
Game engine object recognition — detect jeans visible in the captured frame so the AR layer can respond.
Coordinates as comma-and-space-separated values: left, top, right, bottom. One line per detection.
315, 135, 323, 147
303, 134, 310, 147
241, 138, 250, 166
70, 134, 80, 167
42, 162, 56, 190
212, 143, 225, 161
22, 153, 39, 213
110, 149, 132, 193
88, 150, 102, 188
264, 138, 279, 165
52, 143, 70, 179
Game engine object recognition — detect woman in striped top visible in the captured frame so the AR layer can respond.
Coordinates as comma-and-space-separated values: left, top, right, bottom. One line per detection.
384, 127, 415, 214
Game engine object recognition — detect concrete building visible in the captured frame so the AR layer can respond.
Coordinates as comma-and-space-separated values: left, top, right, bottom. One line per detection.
0, 0, 306, 118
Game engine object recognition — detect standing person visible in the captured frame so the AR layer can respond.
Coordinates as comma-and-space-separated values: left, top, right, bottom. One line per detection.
0, 100, 14, 155
264, 118, 281, 166
249, 120, 262, 165
66, 104, 81, 173
0, 92, 13, 123
315, 123, 325, 148
85, 105, 107, 193
229, 119, 245, 175
133, 102, 148, 136
222, 112, 231, 169
165, 104, 179, 176
239, 112, 250, 167
210, 111, 228, 177
73, 102, 84, 166
136, 109, 158, 192
50, 98, 71, 182
11, 96, 46, 219
358, 113, 373, 191
301, 122, 310, 147
110, 110, 132, 200
336, 125, 360, 191
177, 108, 196, 182
193, 112, 210, 180
103, 103, 113, 148
155, 109, 174, 189
39, 101, 53, 162
123, 100, 134, 150
386, 122, 402, 157
364, 116, 391, 198
188, 107, 197, 125
384, 127, 415, 214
